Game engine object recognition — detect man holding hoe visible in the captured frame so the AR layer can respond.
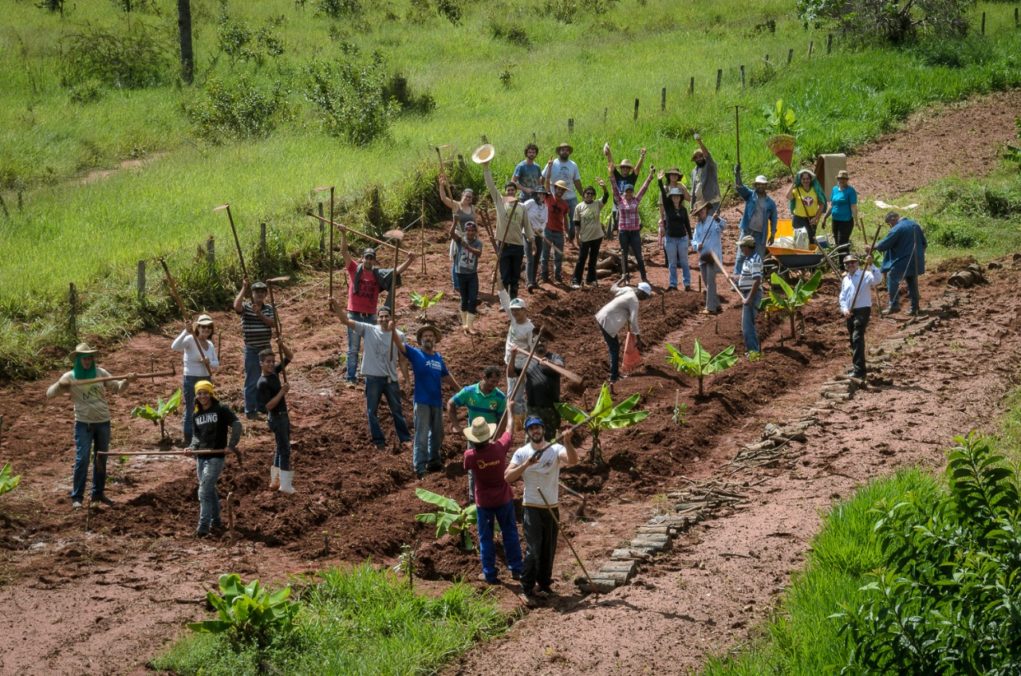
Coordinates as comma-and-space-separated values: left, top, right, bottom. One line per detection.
234, 279, 275, 419
505, 416, 579, 606
47, 343, 135, 509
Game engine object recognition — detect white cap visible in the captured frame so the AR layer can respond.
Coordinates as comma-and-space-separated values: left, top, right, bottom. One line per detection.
637, 282, 653, 296
754, 175, 769, 185
509, 298, 526, 310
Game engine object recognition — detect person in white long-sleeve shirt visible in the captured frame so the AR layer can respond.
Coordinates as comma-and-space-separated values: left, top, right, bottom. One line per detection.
838, 255, 882, 379
171, 314, 220, 444
498, 289, 537, 421
595, 280, 653, 383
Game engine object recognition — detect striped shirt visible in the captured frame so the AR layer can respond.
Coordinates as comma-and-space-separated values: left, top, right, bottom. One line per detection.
611, 179, 650, 231
737, 253, 763, 291
240, 301, 274, 349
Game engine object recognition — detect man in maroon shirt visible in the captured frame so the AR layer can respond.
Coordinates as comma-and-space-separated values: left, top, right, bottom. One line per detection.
462, 415, 523, 584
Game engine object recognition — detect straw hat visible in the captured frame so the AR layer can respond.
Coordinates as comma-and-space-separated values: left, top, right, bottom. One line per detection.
471, 144, 495, 164
73, 342, 98, 356
739, 235, 757, 248
837, 170, 850, 179
753, 175, 769, 185
463, 416, 497, 444
553, 180, 569, 191
556, 142, 573, 152
416, 324, 441, 343
196, 314, 214, 326
665, 167, 683, 177
691, 199, 711, 214
618, 159, 633, 169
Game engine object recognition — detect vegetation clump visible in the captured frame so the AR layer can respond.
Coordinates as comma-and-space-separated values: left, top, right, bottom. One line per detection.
557, 383, 649, 465
185, 74, 287, 142
60, 20, 170, 90
665, 340, 738, 397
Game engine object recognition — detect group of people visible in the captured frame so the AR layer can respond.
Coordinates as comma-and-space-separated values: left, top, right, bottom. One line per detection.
44, 131, 929, 601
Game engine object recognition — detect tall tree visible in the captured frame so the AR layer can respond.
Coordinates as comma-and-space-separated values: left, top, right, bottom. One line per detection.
177, 0, 194, 84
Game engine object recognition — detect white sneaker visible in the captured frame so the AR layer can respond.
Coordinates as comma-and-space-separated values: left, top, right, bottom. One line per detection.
72, 501, 83, 509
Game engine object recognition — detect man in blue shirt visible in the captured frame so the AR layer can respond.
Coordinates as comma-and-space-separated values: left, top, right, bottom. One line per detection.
870, 211, 927, 316
733, 165, 778, 275
394, 325, 455, 478
513, 143, 543, 202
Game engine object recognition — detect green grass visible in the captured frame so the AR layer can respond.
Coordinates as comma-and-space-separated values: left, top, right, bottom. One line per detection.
151, 564, 507, 675
702, 469, 939, 675
1, 0, 1020, 377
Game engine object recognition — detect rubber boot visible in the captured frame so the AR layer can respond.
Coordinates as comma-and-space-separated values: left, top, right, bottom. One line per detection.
278, 470, 295, 494
269, 465, 280, 490
466, 312, 477, 334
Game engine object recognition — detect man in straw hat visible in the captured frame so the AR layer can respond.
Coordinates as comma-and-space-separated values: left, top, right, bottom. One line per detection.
234, 279, 275, 418
462, 414, 523, 585
839, 254, 882, 379
692, 199, 727, 314
393, 324, 456, 478
595, 280, 654, 384
171, 313, 219, 446
505, 416, 580, 605
736, 235, 765, 357
734, 165, 777, 274
47, 343, 135, 509
543, 142, 584, 241
690, 133, 720, 208
482, 157, 534, 299
189, 380, 243, 537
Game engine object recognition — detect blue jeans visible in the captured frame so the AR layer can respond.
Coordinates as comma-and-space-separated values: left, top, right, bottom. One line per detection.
71, 421, 110, 501
601, 327, 621, 382
742, 286, 763, 353
182, 374, 203, 442
477, 500, 524, 581
541, 230, 565, 280
268, 411, 291, 471
886, 271, 920, 312
665, 236, 691, 288
733, 229, 766, 274
457, 272, 479, 313
365, 376, 411, 446
346, 311, 376, 381
413, 403, 444, 476
565, 196, 578, 240
196, 456, 225, 529
618, 229, 647, 280
243, 346, 265, 415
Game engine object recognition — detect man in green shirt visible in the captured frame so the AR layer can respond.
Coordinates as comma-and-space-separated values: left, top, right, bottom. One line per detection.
447, 365, 507, 501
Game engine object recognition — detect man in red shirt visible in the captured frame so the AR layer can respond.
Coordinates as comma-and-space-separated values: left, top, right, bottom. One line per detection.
340, 229, 415, 385
462, 415, 523, 584
540, 161, 571, 284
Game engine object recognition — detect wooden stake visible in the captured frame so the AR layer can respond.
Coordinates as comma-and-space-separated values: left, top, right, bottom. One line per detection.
716, 69, 722, 92
136, 260, 146, 302
660, 86, 666, 111
740, 64, 745, 89
633, 97, 639, 121
827, 33, 833, 53
568, 117, 574, 134
420, 199, 426, 276
787, 48, 794, 65
981, 12, 986, 35
808, 40, 814, 57
689, 76, 694, 95
68, 282, 78, 341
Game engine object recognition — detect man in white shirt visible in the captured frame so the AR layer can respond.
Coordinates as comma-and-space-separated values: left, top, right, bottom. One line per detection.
542, 143, 583, 240
594, 280, 653, 383
839, 254, 882, 379
505, 416, 578, 605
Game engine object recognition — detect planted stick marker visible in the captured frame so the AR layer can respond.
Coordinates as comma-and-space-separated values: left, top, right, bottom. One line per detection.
981, 12, 986, 35
689, 76, 694, 95
787, 47, 794, 65
716, 69, 722, 92
827, 33, 833, 53
740, 64, 745, 89
317, 202, 325, 253
808, 40, 814, 57
661, 86, 666, 111
633, 97, 639, 121
568, 117, 574, 134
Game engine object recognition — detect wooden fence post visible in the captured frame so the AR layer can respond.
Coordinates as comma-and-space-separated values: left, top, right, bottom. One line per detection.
661, 86, 666, 111
787, 47, 794, 65
689, 76, 694, 95
603, 107, 608, 124
206, 235, 215, 269
827, 33, 833, 53
68, 282, 78, 341
981, 12, 986, 35
260, 222, 267, 269
808, 40, 814, 57
740, 65, 745, 89
318, 202, 325, 253
136, 260, 146, 302
1015, 7, 1019, 28
568, 117, 574, 134
716, 68, 722, 92
633, 98, 639, 121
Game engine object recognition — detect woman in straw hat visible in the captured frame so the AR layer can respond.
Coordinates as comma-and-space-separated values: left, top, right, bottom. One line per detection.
462, 415, 523, 584
786, 168, 827, 245
189, 380, 242, 537
438, 173, 476, 292
822, 169, 859, 270
171, 314, 220, 445
46, 343, 135, 509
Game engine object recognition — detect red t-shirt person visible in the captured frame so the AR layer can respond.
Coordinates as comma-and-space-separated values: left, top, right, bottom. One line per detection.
463, 430, 514, 508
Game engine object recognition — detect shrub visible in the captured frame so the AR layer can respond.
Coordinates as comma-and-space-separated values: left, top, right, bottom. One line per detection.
189, 573, 300, 649
797, 0, 971, 44
489, 21, 531, 47
382, 74, 435, 115
316, 0, 361, 18
217, 13, 285, 66
60, 20, 170, 89
837, 434, 1021, 673
303, 56, 398, 145
185, 74, 286, 142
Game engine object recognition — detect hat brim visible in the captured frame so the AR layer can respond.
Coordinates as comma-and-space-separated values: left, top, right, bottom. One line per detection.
416, 325, 441, 343
556, 144, 573, 152
463, 422, 497, 444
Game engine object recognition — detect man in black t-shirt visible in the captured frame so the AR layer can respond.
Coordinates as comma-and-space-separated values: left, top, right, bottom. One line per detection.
257, 343, 295, 494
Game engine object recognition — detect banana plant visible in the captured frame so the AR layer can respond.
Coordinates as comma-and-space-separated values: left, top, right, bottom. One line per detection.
758, 269, 823, 341
556, 383, 649, 466
665, 340, 738, 397
188, 573, 299, 649
0, 463, 21, 498
130, 388, 182, 442
415, 488, 477, 550
409, 291, 445, 320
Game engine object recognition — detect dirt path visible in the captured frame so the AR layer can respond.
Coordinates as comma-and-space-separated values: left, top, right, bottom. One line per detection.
0, 92, 1019, 675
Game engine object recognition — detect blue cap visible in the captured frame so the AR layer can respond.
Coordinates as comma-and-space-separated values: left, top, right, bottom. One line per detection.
524, 416, 544, 429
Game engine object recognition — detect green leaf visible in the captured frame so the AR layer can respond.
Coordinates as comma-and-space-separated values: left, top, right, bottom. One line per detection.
415, 487, 459, 513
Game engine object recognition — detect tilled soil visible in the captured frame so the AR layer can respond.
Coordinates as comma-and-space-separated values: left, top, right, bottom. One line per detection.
1, 92, 1019, 675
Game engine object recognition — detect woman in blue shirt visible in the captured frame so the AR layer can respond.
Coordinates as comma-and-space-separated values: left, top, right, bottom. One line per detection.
823, 170, 859, 269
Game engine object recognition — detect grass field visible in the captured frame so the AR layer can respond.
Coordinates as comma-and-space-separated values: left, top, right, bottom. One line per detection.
1, 0, 1020, 376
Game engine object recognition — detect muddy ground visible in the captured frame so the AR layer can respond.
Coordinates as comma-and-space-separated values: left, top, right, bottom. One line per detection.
1, 90, 1019, 675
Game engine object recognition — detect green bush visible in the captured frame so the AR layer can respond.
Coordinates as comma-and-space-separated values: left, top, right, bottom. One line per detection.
316, 0, 361, 18
185, 75, 286, 142
303, 56, 398, 145
60, 20, 170, 89
189, 573, 300, 649
837, 434, 1021, 673
489, 20, 531, 47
